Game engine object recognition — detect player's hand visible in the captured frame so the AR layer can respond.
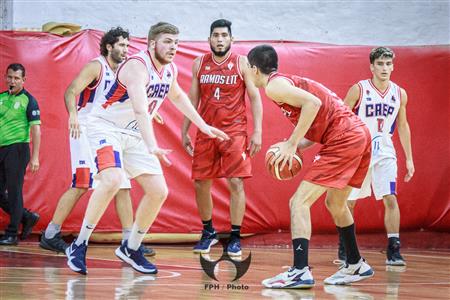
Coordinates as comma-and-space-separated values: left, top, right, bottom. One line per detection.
200, 125, 229, 141
29, 156, 39, 173
182, 133, 194, 156
153, 112, 164, 125
404, 159, 415, 182
248, 131, 262, 157
271, 140, 296, 170
69, 112, 81, 139
150, 148, 173, 167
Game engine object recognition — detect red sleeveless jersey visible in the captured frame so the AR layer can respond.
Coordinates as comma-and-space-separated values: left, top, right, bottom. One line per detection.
196, 52, 247, 137
268, 72, 365, 144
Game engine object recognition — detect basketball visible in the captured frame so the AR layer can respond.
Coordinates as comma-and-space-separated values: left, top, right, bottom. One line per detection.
265, 146, 303, 180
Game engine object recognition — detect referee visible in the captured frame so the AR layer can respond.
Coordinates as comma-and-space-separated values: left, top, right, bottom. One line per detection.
0, 63, 41, 245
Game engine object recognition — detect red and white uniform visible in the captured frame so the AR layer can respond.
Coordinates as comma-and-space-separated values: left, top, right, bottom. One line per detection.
268, 72, 371, 189
348, 79, 402, 200
71, 56, 129, 189
87, 51, 175, 178
192, 52, 251, 179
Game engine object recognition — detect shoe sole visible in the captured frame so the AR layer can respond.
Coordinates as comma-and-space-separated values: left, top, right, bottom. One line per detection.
386, 259, 406, 266
324, 270, 375, 285
193, 238, 219, 254
39, 239, 67, 253
65, 246, 87, 275
115, 247, 157, 274
262, 280, 315, 289
227, 250, 242, 256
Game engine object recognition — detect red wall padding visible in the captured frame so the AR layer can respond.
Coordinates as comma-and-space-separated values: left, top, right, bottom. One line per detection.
1, 30, 449, 234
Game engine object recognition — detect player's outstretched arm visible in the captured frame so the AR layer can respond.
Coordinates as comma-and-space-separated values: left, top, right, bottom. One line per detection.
266, 77, 321, 169
343, 84, 361, 110
241, 56, 263, 157
64, 61, 101, 139
181, 57, 201, 156
397, 88, 414, 182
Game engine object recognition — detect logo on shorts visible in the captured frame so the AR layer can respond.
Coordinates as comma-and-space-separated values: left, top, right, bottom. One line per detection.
200, 240, 251, 282
242, 152, 247, 160
79, 160, 86, 165
99, 139, 107, 145
313, 155, 321, 163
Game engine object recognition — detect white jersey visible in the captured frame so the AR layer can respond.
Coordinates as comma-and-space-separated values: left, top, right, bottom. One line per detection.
77, 56, 116, 124
353, 79, 402, 164
88, 50, 176, 136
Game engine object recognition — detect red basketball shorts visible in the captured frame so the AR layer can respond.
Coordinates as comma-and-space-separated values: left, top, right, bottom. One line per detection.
304, 125, 371, 189
192, 134, 252, 179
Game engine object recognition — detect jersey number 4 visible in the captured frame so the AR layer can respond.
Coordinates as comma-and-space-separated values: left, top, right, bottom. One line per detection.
214, 87, 220, 100
377, 118, 384, 132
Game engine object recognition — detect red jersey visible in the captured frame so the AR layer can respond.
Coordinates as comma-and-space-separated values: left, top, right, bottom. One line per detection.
196, 52, 247, 137
268, 72, 365, 144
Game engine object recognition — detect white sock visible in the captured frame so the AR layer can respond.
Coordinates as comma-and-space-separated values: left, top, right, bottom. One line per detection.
122, 228, 131, 241
387, 233, 400, 239
75, 219, 96, 246
127, 223, 146, 250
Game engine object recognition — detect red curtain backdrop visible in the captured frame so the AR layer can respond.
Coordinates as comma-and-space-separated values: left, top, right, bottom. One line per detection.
1, 30, 449, 234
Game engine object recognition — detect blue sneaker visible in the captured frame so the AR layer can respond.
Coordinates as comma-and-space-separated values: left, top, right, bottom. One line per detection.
65, 241, 88, 275
193, 230, 218, 254
115, 241, 158, 274
227, 238, 242, 256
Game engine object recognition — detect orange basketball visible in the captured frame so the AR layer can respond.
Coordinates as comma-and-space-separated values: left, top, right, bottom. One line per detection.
265, 146, 303, 180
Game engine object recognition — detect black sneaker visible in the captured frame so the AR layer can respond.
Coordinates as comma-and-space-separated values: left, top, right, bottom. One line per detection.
40, 231, 69, 253
386, 238, 406, 266
21, 211, 40, 240
139, 244, 156, 257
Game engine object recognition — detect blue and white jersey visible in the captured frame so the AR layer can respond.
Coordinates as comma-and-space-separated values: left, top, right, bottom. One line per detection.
353, 79, 402, 164
88, 50, 176, 136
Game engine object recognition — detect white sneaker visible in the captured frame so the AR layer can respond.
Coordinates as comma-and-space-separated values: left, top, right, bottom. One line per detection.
324, 258, 374, 285
262, 266, 315, 289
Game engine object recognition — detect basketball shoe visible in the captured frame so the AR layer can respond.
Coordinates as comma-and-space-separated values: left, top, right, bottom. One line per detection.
115, 240, 157, 274
262, 266, 315, 289
65, 241, 88, 275
40, 231, 69, 253
324, 258, 374, 285
227, 238, 242, 256
386, 238, 406, 266
193, 230, 218, 254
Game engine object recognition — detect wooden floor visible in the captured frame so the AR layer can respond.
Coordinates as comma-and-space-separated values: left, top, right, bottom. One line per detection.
0, 243, 449, 299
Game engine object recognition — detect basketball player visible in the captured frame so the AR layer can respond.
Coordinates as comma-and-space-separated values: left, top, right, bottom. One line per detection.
39, 27, 154, 256
247, 45, 374, 288
181, 19, 262, 256
333, 47, 414, 266
65, 22, 228, 275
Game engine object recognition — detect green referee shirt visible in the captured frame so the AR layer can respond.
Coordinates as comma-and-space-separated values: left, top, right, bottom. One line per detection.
0, 88, 41, 147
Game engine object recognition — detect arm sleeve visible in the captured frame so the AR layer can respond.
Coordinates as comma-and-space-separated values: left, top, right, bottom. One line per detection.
26, 96, 41, 125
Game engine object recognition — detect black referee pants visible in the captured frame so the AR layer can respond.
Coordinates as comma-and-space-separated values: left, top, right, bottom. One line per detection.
0, 143, 30, 237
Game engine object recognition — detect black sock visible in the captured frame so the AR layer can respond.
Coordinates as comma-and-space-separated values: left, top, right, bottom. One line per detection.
202, 219, 215, 234
230, 225, 241, 240
292, 238, 309, 269
337, 224, 361, 264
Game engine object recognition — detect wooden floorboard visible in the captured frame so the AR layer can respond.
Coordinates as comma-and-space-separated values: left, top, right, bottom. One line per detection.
1, 244, 449, 299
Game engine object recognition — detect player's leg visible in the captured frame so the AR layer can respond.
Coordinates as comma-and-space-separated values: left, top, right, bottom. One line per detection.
324, 186, 374, 285
192, 138, 220, 253
115, 173, 167, 274
115, 188, 156, 257
40, 188, 87, 252
193, 179, 218, 253
227, 177, 245, 256
222, 135, 252, 256
374, 159, 404, 265
262, 180, 326, 289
